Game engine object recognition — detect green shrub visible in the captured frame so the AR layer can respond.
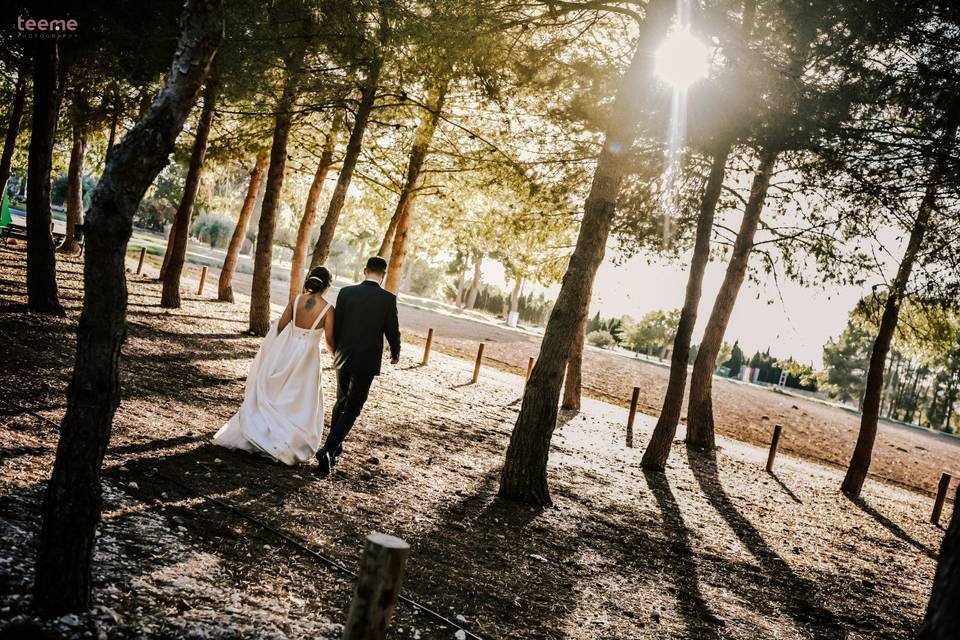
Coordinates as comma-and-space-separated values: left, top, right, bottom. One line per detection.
587, 330, 616, 349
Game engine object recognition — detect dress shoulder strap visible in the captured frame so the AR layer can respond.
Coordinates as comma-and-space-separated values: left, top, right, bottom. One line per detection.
292, 294, 301, 323
310, 302, 331, 331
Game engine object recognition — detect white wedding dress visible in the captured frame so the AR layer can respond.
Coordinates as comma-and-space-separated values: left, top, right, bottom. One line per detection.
213, 295, 332, 465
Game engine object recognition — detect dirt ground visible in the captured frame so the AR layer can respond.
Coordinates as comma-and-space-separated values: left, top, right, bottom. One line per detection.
0, 244, 951, 639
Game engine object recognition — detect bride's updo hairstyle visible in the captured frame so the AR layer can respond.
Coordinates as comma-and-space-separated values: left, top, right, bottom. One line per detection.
304, 266, 331, 294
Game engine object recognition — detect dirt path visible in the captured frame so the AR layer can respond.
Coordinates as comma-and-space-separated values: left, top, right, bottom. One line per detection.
0, 245, 951, 639
129, 246, 960, 497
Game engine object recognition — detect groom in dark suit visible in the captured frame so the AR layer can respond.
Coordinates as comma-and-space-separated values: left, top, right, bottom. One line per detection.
316, 256, 401, 477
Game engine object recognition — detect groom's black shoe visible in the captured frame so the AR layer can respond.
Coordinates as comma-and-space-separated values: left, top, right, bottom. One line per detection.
316, 450, 333, 478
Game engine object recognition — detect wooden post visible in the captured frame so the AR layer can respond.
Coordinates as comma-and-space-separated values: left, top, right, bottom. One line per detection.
626, 386, 640, 448
197, 265, 208, 296
421, 328, 433, 366
342, 533, 410, 640
471, 342, 485, 383
932, 472, 952, 525
766, 424, 783, 472
524, 356, 534, 388
136, 246, 146, 275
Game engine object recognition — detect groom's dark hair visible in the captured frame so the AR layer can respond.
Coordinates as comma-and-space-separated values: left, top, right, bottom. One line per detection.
366, 256, 388, 274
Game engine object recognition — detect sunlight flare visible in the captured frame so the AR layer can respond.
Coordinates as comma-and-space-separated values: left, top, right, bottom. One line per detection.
654, 28, 709, 89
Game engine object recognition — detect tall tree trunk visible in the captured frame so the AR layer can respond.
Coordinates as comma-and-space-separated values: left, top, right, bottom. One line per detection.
0, 63, 27, 195
561, 301, 589, 411
497, 0, 673, 506
383, 203, 412, 293
509, 275, 523, 316
310, 14, 389, 269
465, 253, 482, 309
104, 91, 120, 166
685, 147, 778, 450
218, 151, 266, 302
59, 124, 86, 254
288, 111, 342, 301
642, 141, 731, 469
26, 40, 65, 317
161, 75, 219, 308
840, 140, 955, 494
379, 80, 449, 262
919, 485, 960, 639
248, 68, 299, 335
32, 0, 222, 615
454, 268, 466, 308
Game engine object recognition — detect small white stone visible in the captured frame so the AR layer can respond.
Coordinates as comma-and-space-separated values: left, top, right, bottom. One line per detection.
455, 631, 467, 640
128, 482, 139, 490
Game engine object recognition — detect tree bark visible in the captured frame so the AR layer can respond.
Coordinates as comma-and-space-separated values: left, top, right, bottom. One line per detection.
288, 111, 342, 301
684, 148, 777, 450
161, 74, 219, 308
509, 275, 523, 316
0, 63, 27, 195
26, 40, 65, 317
310, 14, 389, 269
641, 141, 731, 469
497, 0, 673, 506
104, 91, 120, 165
383, 202, 411, 293
32, 0, 222, 615
840, 107, 958, 493
379, 80, 448, 264
561, 303, 589, 411
454, 268, 466, 309
465, 253, 482, 309
218, 151, 266, 302
59, 123, 86, 254
248, 68, 299, 335
919, 485, 960, 639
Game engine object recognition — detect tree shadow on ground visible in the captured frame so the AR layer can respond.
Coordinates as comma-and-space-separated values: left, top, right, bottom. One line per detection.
845, 494, 937, 560
768, 471, 804, 504
687, 447, 848, 639
641, 469, 725, 639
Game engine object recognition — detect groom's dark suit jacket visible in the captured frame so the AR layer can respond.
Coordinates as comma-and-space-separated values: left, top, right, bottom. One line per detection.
332, 280, 401, 377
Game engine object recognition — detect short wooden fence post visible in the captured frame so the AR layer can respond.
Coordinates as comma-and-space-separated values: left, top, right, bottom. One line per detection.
197, 265, 208, 296
421, 328, 433, 366
932, 472, 953, 525
136, 247, 146, 275
342, 533, 410, 640
626, 386, 640, 448
766, 424, 783, 472
471, 342, 485, 383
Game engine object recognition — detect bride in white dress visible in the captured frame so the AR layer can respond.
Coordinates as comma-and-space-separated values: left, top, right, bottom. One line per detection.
214, 266, 335, 465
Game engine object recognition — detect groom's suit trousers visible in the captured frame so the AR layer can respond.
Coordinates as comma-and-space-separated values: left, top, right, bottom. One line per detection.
323, 367, 374, 458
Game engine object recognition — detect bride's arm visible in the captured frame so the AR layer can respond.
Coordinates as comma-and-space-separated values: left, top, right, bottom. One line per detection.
277, 302, 293, 333
323, 306, 335, 355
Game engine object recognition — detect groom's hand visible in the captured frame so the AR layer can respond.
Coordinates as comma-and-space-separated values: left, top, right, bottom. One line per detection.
390, 357, 399, 365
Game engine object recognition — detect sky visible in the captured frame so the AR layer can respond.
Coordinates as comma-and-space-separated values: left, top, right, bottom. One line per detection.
484, 246, 878, 368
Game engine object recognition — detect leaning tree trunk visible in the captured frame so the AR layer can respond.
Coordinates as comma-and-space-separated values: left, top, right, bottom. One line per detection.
685, 148, 778, 451
288, 111, 342, 301
248, 68, 299, 335
0, 64, 27, 194
310, 15, 389, 269
498, 0, 673, 506
465, 253, 482, 309
309, 71, 381, 267
509, 275, 523, 316
32, 0, 222, 615
641, 141, 731, 469
840, 153, 952, 494
379, 79, 449, 264
161, 74, 219, 308
561, 297, 590, 411
26, 40, 65, 317
104, 90, 121, 165
59, 124, 86, 254
218, 151, 266, 302
383, 203, 412, 293
919, 485, 960, 639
